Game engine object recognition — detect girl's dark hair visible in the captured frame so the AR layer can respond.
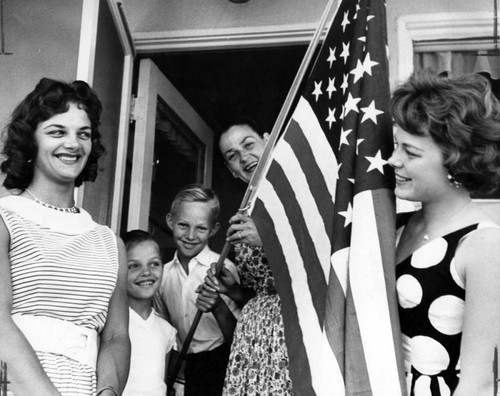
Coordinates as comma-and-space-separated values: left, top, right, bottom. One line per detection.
122, 229, 159, 251
1, 77, 105, 190
391, 70, 500, 194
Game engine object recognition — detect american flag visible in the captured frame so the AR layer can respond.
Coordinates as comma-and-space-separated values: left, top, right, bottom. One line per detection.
250, 0, 406, 394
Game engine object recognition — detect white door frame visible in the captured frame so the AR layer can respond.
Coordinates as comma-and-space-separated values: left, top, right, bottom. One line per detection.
127, 58, 214, 231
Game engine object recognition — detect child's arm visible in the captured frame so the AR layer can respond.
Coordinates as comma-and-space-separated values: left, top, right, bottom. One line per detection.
195, 286, 236, 343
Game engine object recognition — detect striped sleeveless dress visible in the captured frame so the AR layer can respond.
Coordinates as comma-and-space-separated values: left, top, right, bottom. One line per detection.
0, 195, 119, 396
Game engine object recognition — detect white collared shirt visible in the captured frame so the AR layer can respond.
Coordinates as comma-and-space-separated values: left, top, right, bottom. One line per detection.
159, 245, 241, 354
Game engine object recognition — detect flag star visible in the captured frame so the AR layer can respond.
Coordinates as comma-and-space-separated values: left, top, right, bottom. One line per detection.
327, 47, 336, 68
353, 4, 360, 19
326, 77, 336, 98
340, 42, 350, 65
362, 53, 379, 75
326, 108, 336, 129
338, 202, 353, 227
312, 81, 323, 102
366, 150, 388, 174
367, 15, 375, 22
341, 11, 350, 33
348, 178, 355, 184
341, 73, 349, 95
356, 138, 365, 155
350, 59, 365, 83
339, 127, 352, 149
361, 100, 384, 124
358, 36, 366, 43
343, 93, 361, 117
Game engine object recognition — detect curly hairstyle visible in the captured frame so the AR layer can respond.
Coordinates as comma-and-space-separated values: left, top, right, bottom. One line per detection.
169, 183, 220, 226
1, 77, 106, 190
391, 70, 500, 194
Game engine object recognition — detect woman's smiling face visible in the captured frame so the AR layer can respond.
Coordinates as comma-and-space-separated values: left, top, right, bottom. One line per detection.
388, 127, 450, 203
219, 125, 269, 184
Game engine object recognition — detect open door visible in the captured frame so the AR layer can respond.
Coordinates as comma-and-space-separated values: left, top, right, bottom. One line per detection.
128, 58, 214, 258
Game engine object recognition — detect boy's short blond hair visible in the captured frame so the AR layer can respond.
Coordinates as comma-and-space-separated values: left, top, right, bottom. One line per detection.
170, 184, 220, 225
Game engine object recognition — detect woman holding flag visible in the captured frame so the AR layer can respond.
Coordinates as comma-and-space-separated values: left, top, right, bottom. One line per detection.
197, 118, 293, 395
389, 70, 500, 395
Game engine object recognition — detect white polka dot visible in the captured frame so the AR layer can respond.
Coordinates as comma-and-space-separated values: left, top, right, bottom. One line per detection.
397, 275, 423, 308
411, 238, 448, 268
414, 375, 432, 396
449, 258, 465, 289
410, 336, 450, 375
429, 295, 465, 335
438, 377, 451, 396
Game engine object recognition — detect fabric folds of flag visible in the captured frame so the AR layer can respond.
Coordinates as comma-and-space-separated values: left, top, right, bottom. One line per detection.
250, 0, 406, 395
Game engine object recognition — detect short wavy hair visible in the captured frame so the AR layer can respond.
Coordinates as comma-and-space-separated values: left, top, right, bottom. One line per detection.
169, 183, 220, 225
391, 70, 500, 194
1, 77, 105, 190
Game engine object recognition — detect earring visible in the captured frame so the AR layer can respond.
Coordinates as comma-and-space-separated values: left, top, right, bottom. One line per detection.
27, 159, 32, 163
447, 172, 462, 188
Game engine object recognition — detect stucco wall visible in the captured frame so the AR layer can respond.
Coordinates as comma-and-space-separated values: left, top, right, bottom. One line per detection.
0, 0, 81, 131
123, 0, 327, 32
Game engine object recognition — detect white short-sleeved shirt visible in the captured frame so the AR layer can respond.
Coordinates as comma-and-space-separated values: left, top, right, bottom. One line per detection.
159, 245, 241, 354
122, 308, 177, 396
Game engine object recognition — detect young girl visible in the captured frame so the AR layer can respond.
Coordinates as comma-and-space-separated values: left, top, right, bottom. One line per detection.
122, 230, 177, 396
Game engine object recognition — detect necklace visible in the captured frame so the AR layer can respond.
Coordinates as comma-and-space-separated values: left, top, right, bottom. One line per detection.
25, 189, 80, 214
422, 199, 471, 241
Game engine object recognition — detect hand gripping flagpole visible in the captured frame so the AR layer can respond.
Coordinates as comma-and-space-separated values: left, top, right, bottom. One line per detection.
166, 1, 340, 393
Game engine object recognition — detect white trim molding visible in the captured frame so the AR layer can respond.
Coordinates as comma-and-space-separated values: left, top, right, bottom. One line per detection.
397, 12, 494, 82
133, 23, 329, 53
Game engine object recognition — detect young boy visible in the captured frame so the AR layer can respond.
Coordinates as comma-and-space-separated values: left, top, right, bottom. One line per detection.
122, 230, 177, 396
159, 184, 240, 396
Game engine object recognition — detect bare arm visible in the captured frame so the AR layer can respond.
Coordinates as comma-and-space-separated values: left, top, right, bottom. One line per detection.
453, 228, 500, 396
0, 219, 61, 396
95, 236, 131, 396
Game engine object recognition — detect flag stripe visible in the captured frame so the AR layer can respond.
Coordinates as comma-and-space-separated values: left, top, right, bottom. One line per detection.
266, 161, 327, 322
283, 119, 335, 239
273, 138, 332, 279
255, 180, 345, 395
252, 198, 316, 396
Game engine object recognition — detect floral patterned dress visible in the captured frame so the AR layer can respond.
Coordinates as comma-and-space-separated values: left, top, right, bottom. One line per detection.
223, 243, 293, 396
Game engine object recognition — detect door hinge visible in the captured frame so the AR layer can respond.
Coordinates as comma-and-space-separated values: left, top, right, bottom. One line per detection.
129, 94, 137, 123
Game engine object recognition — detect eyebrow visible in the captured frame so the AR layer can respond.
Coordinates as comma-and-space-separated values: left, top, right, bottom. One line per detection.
401, 142, 424, 152
43, 124, 91, 130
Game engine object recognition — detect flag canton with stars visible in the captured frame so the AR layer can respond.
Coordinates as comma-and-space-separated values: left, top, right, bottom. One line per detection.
305, 0, 394, 196
304, 0, 394, 253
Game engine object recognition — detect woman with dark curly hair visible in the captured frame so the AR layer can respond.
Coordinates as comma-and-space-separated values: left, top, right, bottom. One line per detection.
389, 70, 500, 395
0, 78, 130, 396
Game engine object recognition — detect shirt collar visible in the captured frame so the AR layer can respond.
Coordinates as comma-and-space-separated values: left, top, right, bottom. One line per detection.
173, 244, 213, 268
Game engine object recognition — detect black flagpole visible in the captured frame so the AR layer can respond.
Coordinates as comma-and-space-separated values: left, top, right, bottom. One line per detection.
166, 0, 340, 393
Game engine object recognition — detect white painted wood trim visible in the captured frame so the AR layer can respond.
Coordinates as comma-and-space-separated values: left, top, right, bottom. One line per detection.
133, 23, 328, 53
110, 54, 134, 233
128, 59, 215, 230
397, 12, 494, 82
107, 0, 135, 56
76, 0, 100, 83
75, 0, 100, 206
128, 59, 158, 231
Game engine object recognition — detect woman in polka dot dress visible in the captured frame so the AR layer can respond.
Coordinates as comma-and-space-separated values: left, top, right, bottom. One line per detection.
388, 71, 500, 396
